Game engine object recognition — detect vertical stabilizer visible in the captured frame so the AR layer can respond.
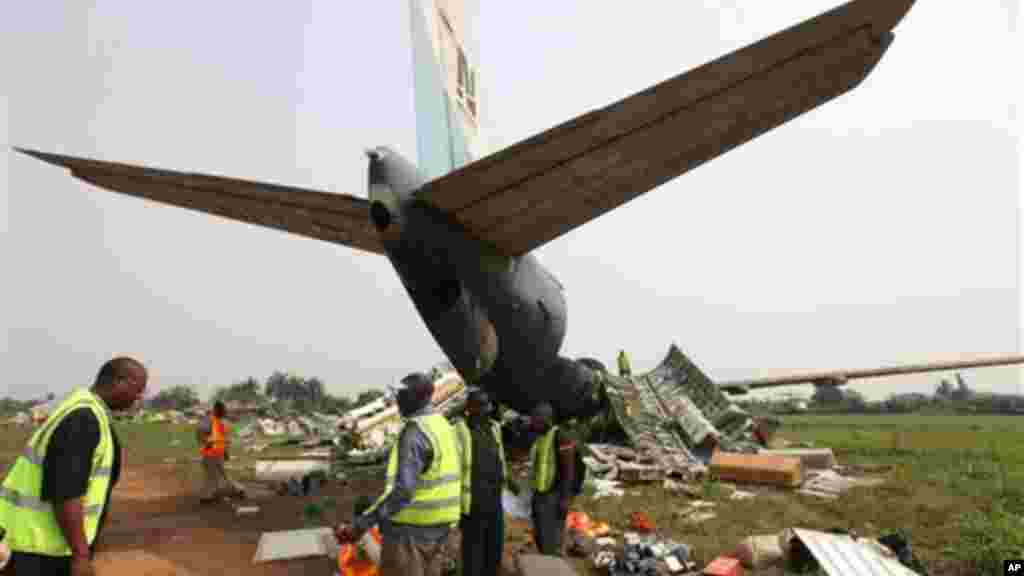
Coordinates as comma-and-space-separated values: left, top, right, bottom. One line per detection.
409, 0, 484, 181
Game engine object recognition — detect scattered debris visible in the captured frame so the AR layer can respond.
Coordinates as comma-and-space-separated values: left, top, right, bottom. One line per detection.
797, 469, 886, 500
785, 528, 922, 576
253, 460, 329, 485
502, 487, 533, 520
729, 489, 756, 501
663, 478, 703, 499
675, 500, 717, 524
709, 452, 803, 488
702, 555, 743, 576
590, 478, 626, 499
252, 527, 335, 563
629, 512, 655, 534
593, 549, 616, 570
566, 512, 610, 538
664, 554, 684, 573
235, 505, 260, 516
734, 534, 784, 570
758, 447, 836, 470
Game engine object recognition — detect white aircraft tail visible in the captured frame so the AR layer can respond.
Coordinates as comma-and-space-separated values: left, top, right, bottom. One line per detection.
408, 0, 484, 181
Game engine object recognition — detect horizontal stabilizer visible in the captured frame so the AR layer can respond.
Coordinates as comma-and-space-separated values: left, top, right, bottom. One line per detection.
15, 148, 385, 255
420, 0, 915, 256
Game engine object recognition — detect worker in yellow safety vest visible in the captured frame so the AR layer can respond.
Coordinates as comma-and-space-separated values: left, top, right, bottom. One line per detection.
528, 402, 577, 557
196, 401, 245, 504
617, 350, 632, 377
0, 357, 147, 576
336, 373, 461, 576
454, 389, 515, 576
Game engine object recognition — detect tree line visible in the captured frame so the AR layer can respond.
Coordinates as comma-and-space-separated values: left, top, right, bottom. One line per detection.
142, 371, 387, 414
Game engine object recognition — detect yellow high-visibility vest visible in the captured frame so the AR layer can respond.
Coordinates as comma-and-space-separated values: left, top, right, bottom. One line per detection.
618, 351, 632, 375
529, 426, 559, 493
0, 388, 115, 557
454, 418, 508, 515
200, 415, 227, 457
366, 414, 461, 526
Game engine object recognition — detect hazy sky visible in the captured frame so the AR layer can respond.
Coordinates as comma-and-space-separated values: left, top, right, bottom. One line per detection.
3, 1, 1020, 404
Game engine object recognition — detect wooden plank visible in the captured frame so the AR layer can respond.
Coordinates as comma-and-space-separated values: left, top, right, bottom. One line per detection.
422, 0, 914, 214
468, 29, 883, 254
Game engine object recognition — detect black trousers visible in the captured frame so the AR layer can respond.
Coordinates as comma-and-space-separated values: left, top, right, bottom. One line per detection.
530, 489, 565, 556
6, 552, 72, 576
460, 499, 504, 576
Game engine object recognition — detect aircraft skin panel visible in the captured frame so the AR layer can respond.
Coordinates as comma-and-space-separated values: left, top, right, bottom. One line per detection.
419, 0, 915, 256
14, 148, 385, 255
409, 0, 483, 182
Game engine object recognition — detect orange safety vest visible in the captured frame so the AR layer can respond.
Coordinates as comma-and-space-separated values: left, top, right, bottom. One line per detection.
338, 528, 381, 576
200, 415, 227, 457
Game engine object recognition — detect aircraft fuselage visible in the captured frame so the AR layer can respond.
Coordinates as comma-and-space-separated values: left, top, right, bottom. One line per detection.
367, 147, 602, 419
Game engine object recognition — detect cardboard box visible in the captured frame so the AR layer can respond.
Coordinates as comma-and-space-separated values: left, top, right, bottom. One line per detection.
709, 452, 803, 487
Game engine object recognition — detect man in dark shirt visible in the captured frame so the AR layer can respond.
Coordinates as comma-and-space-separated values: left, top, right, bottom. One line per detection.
5, 357, 146, 576
528, 403, 576, 557
457, 389, 511, 576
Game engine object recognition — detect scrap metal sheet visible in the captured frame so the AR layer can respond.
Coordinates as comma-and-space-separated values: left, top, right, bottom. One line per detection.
792, 528, 921, 576
252, 527, 334, 563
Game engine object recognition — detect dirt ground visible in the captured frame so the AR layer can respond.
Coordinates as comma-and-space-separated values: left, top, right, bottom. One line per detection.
15, 460, 533, 575
85, 461, 377, 575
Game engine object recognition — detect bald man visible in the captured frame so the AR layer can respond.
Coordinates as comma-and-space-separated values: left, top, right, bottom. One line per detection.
1, 357, 147, 576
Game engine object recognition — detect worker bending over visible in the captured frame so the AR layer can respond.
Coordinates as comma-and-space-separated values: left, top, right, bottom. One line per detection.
338, 373, 461, 576
0, 357, 147, 576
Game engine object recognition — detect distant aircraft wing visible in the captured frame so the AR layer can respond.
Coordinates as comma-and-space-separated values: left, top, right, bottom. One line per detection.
419, 0, 915, 256
14, 148, 385, 255
717, 355, 1024, 394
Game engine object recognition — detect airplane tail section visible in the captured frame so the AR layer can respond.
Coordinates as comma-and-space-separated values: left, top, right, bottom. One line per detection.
408, 0, 484, 182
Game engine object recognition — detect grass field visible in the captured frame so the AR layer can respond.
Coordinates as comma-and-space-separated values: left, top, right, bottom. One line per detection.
777, 414, 1024, 573
572, 414, 1024, 575
2, 414, 1021, 575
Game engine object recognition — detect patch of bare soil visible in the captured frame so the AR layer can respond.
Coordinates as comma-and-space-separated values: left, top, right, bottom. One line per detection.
93, 463, 381, 575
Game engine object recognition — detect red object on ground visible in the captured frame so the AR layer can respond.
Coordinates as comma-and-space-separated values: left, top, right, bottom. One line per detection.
629, 512, 655, 533
703, 555, 744, 576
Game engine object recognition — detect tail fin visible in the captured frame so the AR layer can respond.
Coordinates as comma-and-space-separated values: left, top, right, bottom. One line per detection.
408, 0, 484, 181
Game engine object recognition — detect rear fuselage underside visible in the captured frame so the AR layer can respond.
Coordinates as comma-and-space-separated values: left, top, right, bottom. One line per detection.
367, 147, 601, 418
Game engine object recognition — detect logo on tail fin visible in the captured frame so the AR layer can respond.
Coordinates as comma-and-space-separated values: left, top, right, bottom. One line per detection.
409, 0, 484, 181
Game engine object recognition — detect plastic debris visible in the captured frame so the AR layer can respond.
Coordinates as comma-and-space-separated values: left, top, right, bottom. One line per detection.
703, 556, 743, 576
734, 534, 783, 569
629, 512, 655, 533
